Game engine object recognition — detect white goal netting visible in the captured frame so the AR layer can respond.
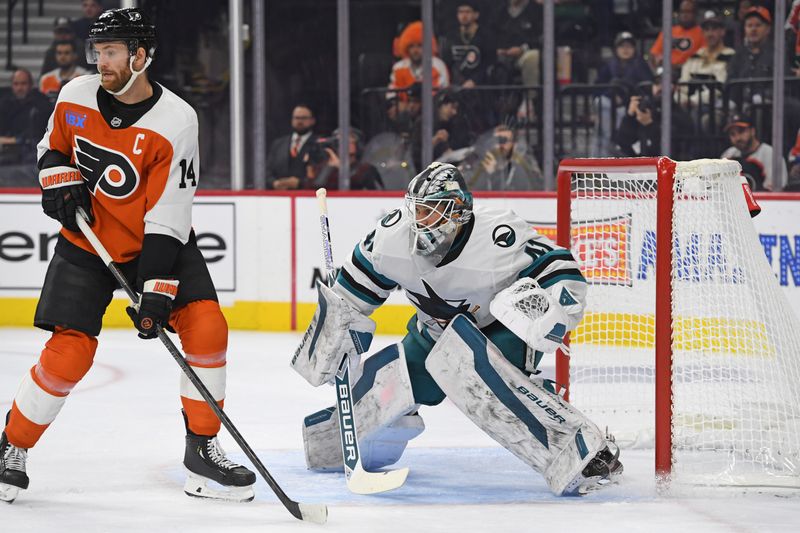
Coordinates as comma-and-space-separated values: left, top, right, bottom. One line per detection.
563, 158, 800, 488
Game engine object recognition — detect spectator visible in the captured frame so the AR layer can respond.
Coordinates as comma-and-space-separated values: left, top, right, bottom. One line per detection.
265, 104, 318, 190
593, 31, 653, 153
678, 10, 735, 130
39, 40, 89, 102
463, 124, 543, 190
727, 6, 800, 146
0, 69, 52, 162
680, 10, 735, 85
597, 32, 654, 89
614, 67, 695, 160
70, 0, 104, 42
386, 83, 422, 136
788, 0, 800, 73
650, 0, 706, 68
728, 6, 776, 82
440, 1, 495, 88
41, 17, 84, 74
389, 21, 450, 92
788, 126, 800, 191
309, 129, 384, 191
411, 89, 471, 170
728, 0, 755, 49
491, 0, 543, 86
721, 113, 787, 191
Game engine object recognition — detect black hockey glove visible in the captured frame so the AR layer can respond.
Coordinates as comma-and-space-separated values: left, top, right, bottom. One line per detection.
126, 279, 180, 339
39, 165, 94, 232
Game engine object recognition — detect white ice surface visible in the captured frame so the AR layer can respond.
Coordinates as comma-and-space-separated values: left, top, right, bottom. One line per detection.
1, 328, 798, 532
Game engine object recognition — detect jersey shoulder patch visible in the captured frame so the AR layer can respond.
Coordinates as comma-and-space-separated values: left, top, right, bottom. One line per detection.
371, 206, 411, 258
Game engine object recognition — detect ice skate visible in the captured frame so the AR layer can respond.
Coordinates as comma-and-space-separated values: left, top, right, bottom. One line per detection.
183, 427, 256, 502
0, 432, 29, 504
562, 440, 623, 496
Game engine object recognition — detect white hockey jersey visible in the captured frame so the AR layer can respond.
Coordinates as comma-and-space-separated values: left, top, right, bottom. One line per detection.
334, 204, 587, 340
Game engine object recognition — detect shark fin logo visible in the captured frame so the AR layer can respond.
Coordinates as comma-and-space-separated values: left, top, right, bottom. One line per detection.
381, 208, 402, 228
74, 135, 140, 199
492, 224, 516, 248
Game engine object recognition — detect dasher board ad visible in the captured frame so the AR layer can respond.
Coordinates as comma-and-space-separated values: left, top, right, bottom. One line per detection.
0, 192, 798, 326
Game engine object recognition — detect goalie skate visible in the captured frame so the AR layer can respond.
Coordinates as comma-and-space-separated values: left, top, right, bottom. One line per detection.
0, 432, 29, 504
562, 440, 623, 496
183, 431, 256, 502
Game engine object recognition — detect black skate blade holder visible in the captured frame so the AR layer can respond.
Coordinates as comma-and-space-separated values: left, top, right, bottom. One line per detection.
75, 208, 327, 524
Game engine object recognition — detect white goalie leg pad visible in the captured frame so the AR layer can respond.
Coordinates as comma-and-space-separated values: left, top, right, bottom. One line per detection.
425, 315, 608, 496
302, 343, 424, 471
291, 282, 376, 386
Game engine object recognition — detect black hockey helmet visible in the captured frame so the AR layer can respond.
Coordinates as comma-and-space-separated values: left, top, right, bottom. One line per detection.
86, 8, 156, 64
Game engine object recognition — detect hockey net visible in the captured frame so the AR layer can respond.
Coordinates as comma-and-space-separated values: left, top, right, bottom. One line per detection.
556, 157, 800, 488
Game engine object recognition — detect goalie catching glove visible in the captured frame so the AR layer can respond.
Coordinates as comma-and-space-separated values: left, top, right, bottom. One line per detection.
292, 282, 376, 386
126, 278, 179, 339
490, 278, 582, 354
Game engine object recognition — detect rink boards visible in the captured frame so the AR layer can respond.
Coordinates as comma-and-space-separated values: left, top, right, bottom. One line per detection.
0, 190, 799, 334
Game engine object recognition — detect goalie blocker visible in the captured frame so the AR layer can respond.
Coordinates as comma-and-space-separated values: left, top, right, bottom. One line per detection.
427, 315, 622, 496
291, 282, 376, 387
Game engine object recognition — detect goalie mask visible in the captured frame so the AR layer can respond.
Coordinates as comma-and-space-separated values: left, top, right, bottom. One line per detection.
86, 8, 157, 96
404, 162, 473, 259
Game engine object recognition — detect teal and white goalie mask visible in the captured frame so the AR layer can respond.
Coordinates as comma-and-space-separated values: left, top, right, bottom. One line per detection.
404, 162, 473, 260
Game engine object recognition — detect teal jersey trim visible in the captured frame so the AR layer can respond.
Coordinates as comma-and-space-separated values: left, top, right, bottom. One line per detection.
539, 273, 586, 289
337, 271, 386, 306
518, 249, 575, 279
353, 245, 398, 290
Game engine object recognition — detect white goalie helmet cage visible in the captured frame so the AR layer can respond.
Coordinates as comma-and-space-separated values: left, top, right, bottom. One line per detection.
404, 162, 474, 258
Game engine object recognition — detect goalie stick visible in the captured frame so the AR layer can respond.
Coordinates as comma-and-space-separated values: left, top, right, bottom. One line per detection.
315, 188, 410, 494
75, 208, 327, 524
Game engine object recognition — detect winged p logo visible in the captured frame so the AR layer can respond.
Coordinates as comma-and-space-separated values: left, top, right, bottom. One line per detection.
74, 135, 140, 199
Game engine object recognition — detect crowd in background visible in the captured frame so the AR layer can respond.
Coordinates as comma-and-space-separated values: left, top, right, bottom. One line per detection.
2, 0, 800, 192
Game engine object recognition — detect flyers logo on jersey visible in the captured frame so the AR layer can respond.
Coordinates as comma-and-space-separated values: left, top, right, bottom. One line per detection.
74, 135, 140, 199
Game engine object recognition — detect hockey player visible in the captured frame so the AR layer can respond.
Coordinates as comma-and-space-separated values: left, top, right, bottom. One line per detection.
292, 162, 622, 496
0, 8, 255, 503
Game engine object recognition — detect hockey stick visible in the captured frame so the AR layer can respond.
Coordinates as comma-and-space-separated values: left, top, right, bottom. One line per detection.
75, 207, 327, 524
315, 188, 409, 494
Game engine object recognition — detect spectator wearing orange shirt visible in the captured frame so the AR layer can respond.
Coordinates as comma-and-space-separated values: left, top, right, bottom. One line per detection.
389, 21, 450, 93
650, 0, 706, 68
39, 40, 89, 102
